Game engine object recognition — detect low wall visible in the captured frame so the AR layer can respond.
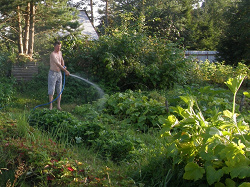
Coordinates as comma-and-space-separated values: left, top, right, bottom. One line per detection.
12, 61, 38, 81
185, 51, 218, 62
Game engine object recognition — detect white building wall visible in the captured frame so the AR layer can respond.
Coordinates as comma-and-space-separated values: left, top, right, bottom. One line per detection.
185, 51, 218, 62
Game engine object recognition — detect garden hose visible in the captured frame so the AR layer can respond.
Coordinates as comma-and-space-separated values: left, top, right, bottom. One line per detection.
33, 70, 66, 110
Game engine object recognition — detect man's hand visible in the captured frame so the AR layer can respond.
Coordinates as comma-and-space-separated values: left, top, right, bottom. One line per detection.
65, 70, 70, 76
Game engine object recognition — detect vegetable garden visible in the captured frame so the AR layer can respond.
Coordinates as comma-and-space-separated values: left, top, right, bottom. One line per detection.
0, 32, 249, 186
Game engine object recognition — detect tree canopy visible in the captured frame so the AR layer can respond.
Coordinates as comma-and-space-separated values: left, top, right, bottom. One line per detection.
217, 0, 250, 65
0, 0, 249, 66
0, 0, 77, 60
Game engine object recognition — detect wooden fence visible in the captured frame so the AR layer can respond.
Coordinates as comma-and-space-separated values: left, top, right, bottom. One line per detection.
12, 61, 38, 81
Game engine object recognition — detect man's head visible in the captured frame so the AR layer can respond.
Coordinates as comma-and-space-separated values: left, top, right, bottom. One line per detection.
54, 41, 61, 52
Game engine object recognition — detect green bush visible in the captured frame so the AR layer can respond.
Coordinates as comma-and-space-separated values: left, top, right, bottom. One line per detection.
0, 77, 16, 108
0, 48, 12, 78
189, 61, 250, 86
28, 109, 80, 141
160, 75, 250, 186
62, 31, 191, 92
28, 108, 142, 162
93, 129, 140, 162
102, 90, 168, 132
28, 109, 103, 144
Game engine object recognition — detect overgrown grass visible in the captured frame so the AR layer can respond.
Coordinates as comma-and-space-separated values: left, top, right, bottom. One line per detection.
0, 111, 137, 186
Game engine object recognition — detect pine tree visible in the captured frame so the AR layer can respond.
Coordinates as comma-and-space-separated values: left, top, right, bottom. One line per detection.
0, 0, 77, 59
217, 0, 250, 65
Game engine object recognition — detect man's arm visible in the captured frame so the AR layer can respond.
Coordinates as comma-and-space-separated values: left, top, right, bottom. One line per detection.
60, 52, 70, 75
60, 51, 65, 67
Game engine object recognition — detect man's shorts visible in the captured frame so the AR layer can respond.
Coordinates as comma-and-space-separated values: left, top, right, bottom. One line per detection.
48, 70, 62, 95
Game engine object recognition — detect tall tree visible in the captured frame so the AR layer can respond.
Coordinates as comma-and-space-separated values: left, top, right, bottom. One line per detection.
186, 0, 233, 50
217, 0, 250, 65
0, 0, 77, 59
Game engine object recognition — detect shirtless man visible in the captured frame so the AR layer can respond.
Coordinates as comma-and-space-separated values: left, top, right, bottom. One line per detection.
48, 41, 70, 110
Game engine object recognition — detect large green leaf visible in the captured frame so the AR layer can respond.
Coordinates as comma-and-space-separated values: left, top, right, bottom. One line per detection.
224, 75, 245, 94
238, 182, 250, 187
225, 178, 236, 187
206, 166, 224, 185
215, 182, 226, 187
183, 162, 205, 181
230, 165, 250, 179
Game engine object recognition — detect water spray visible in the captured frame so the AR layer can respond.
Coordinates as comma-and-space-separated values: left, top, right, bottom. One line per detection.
69, 74, 104, 98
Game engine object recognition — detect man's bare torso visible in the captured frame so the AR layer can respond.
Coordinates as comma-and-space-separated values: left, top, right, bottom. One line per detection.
50, 51, 63, 72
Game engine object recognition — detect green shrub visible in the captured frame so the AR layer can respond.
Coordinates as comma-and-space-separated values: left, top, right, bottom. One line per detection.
101, 90, 168, 132
160, 75, 250, 186
28, 108, 142, 162
0, 77, 16, 108
93, 130, 138, 162
0, 49, 12, 78
189, 61, 250, 86
62, 31, 191, 92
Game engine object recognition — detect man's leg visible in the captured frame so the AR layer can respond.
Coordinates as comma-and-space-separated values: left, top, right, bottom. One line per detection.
57, 94, 62, 110
49, 95, 53, 110
48, 70, 56, 110
55, 72, 62, 110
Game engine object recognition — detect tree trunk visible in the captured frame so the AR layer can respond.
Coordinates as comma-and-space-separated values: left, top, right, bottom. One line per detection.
105, 0, 108, 27
24, 2, 30, 54
17, 6, 23, 54
28, 3, 35, 57
90, 0, 94, 25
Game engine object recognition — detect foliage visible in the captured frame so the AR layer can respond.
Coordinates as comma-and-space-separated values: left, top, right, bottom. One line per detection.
93, 129, 142, 162
0, 0, 78, 58
28, 108, 142, 162
1, 72, 250, 186
0, 49, 12, 77
188, 61, 250, 85
183, 0, 233, 50
28, 109, 80, 140
63, 29, 190, 92
0, 77, 16, 109
1, 112, 135, 186
160, 75, 250, 186
101, 90, 168, 131
97, 0, 232, 51
217, 0, 250, 65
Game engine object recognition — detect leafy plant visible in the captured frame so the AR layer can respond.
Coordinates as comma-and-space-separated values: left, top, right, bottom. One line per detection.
0, 77, 16, 109
189, 61, 250, 85
161, 75, 250, 186
102, 90, 168, 132
63, 29, 191, 92
224, 74, 246, 114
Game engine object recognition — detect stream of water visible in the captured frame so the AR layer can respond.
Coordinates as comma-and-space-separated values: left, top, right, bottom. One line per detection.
69, 74, 104, 98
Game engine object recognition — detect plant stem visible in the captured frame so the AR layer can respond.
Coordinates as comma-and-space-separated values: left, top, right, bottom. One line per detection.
232, 93, 236, 115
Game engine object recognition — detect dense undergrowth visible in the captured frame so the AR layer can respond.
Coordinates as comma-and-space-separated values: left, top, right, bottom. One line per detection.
0, 73, 249, 186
